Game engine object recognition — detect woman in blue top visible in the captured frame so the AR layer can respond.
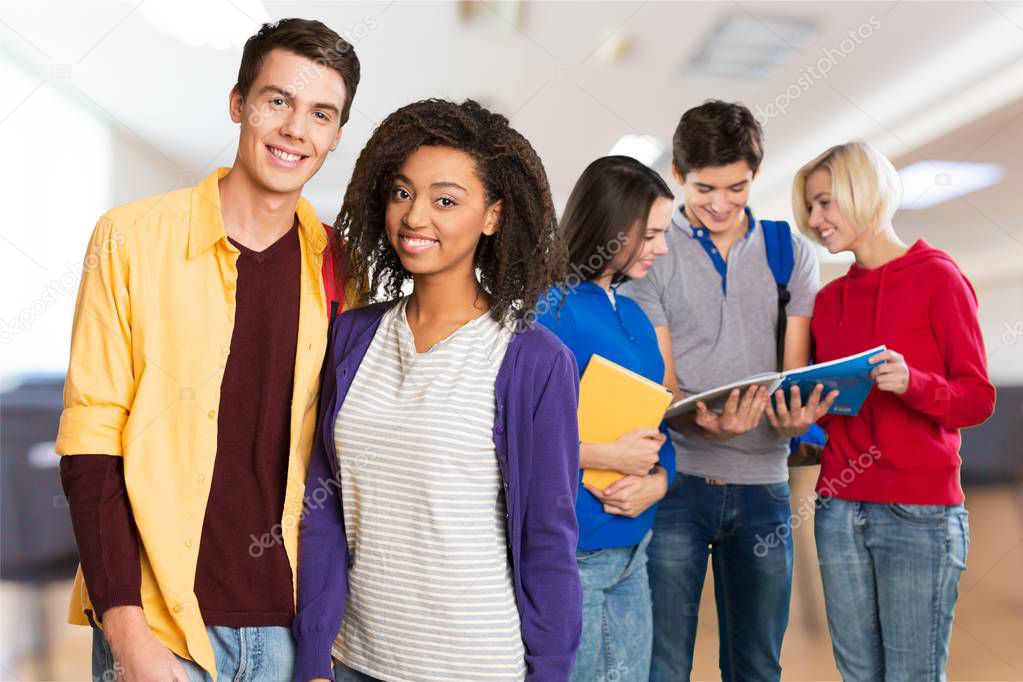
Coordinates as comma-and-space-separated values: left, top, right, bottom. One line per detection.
535, 155, 676, 682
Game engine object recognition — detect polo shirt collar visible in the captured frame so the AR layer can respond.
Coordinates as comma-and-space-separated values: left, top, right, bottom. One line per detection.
674, 204, 757, 240
187, 167, 327, 260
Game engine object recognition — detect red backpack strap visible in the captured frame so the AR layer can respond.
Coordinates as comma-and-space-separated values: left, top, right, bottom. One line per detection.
321, 223, 343, 323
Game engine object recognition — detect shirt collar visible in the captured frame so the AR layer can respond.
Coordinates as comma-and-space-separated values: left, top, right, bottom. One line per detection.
187, 167, 327, 260
674, 204, 757, 240
576, 280, 606, 295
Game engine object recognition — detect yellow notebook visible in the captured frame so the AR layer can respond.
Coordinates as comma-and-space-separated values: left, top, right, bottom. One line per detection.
578, 355, 673, 490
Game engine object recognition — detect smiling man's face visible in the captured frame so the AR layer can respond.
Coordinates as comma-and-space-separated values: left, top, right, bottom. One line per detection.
230, 48, 348, 195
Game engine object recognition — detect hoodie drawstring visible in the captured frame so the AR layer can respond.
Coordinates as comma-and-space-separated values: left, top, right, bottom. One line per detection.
874, 267, 887, 335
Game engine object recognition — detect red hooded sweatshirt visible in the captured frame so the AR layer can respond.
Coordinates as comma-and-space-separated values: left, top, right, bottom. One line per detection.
812, 240, 995, 505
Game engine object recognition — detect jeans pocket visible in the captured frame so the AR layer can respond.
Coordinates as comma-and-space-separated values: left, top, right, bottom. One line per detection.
576, 547, 609, 562
886, 503, 947, 527
763, 481, 792, 505
947, 508, 970, 570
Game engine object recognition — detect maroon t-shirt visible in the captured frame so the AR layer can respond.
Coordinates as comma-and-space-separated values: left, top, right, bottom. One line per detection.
61, 223, 301, 626
194, 225, 300, 625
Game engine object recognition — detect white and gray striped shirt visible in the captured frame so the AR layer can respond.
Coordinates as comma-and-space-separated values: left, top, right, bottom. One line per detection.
332, 296, 525, 682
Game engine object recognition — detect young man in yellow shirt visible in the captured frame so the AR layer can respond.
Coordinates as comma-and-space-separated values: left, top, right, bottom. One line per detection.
56, 18, 359, 681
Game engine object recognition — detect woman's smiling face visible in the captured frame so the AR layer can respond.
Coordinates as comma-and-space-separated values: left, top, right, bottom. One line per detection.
805, 167, 860, 253
385, 145, 501, 278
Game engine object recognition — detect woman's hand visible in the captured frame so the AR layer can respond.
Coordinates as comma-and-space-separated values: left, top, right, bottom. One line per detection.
582, 428, 665, 476
765, 383, 839, 438
609, 428, 665, 475
869, 349, 910, 394
584, 466, 669, 518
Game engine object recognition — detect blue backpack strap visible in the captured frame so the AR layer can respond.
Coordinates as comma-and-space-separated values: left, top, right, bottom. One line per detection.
761, 219, 794, 287
760, 219, 794, 371
762, 220, 829, 461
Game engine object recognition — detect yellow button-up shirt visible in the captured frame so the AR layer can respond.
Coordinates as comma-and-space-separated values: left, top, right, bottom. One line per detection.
56, 167, 352, 676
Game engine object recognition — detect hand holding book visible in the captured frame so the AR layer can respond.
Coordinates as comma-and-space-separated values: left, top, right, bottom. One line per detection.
582, 428, 665, 477
584, 466, 669, 518
765, 383, 840, 438
693, 384, 770, 441
577, 356, 673, 489
869, 349, 910, 394
667, 345, 886, 419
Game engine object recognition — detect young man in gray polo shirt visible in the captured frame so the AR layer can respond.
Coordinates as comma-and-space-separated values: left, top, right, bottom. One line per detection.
620, 100, 823, 681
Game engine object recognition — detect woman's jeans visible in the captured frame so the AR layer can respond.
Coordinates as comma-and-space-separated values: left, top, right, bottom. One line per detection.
815, 497, 970, 682
570, 530, 653, 682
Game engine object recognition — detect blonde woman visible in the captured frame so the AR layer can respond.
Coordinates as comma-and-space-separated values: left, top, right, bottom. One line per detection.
793, 141, 994, 681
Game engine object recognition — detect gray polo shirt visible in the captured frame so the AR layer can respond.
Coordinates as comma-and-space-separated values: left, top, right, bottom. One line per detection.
620, 205, 819, 484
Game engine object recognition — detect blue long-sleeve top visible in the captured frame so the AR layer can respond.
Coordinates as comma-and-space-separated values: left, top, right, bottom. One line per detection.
536, 280, 676, 551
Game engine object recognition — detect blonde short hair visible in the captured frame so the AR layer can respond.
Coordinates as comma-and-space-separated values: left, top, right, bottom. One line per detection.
792, 141, 902, 244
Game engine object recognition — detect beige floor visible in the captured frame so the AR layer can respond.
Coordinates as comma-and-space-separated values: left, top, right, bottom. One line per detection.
6, 475, 1023, 681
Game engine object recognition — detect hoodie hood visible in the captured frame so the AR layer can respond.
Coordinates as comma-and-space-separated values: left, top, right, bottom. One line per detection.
835, 239, 955, 333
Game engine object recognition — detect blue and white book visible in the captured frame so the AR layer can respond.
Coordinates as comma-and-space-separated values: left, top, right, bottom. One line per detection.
665, 345, 885, 418
776, 345, 886, 416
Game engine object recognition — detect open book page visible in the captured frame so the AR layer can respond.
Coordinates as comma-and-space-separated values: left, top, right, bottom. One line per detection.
665, 372, 782, 418
663, 345, 887, 419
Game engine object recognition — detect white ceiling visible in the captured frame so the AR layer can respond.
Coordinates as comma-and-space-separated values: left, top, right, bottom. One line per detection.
3, 0, 1023, 281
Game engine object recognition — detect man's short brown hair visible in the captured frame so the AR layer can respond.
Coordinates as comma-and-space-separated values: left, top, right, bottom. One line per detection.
236, 18, 361, 126
672, 100, 763, 176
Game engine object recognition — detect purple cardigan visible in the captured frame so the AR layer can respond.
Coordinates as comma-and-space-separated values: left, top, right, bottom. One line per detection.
293, 301, 582, 682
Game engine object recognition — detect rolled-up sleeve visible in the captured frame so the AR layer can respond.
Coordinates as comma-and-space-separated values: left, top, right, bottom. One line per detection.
56, 217, 133, 456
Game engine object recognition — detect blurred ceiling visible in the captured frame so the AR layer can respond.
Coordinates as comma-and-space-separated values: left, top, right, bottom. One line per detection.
3, 0, 1022, 281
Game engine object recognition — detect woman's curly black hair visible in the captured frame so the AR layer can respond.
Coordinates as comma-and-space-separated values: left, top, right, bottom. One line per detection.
333, 98, 567, 327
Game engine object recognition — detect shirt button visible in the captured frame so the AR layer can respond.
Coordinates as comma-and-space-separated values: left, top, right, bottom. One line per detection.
185, 538, 192, 548
207, 410, 216, 419
495, 424, 505, 434
196, 474, 205, 484
172, 605, 183, 614
221, 347, 230, 356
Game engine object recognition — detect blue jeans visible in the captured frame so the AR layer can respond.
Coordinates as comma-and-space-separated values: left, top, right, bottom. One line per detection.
647, 473, 793, 682
92, 624, 294, 681
815, 497, 970, 682
571, 530, 653, 682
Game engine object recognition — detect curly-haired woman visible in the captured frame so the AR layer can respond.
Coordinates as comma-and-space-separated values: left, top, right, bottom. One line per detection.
292, 99, 582, 682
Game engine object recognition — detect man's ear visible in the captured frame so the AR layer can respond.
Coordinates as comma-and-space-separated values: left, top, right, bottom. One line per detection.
482, 200, 503, 236
671, 163, 685, 188
330, 126, 343, 152
229, 86, 244, 125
